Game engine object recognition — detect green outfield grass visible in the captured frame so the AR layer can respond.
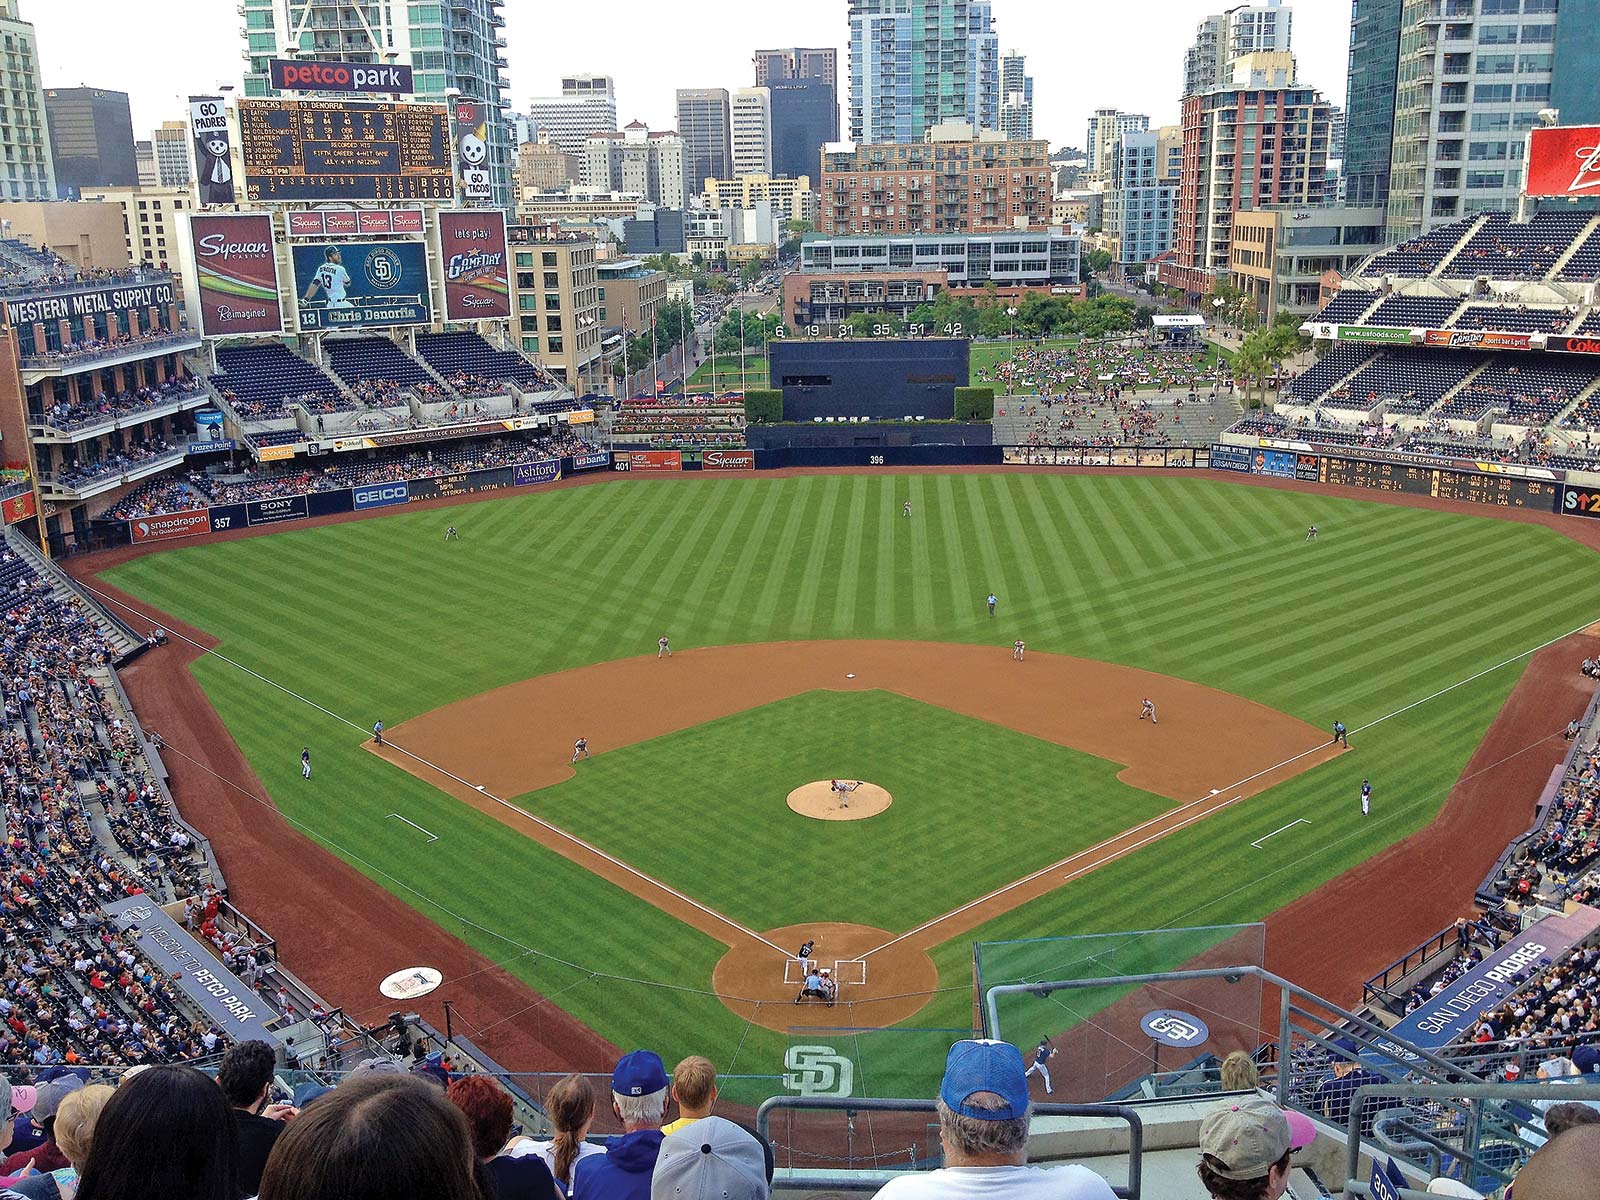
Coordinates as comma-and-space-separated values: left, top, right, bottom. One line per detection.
514, 689, 1168, 931
103, 473, 1600, 1088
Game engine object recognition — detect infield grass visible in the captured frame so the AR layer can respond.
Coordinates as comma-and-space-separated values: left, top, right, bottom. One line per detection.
103, 473, 1600, 1083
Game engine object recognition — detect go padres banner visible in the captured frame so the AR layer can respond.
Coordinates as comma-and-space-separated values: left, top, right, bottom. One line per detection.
438, 210, 509, 320
189, 213, 283, 336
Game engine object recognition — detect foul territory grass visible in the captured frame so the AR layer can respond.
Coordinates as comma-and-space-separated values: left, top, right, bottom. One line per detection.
513, 689, 1169, 932
104, 473, 1600, 1084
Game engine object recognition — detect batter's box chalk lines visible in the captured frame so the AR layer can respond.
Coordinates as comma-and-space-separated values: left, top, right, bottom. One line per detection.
387, 813, 439, 843
835, 959, 867, 986
1250, 818, 1309, 849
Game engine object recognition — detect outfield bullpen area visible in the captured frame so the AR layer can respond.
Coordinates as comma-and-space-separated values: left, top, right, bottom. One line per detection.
83, 469, 1600, 1099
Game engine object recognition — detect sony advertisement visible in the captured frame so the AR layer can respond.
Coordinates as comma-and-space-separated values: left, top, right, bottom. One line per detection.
438, 210, 510, 320
188, 213, 283, 337
291, 241, 431, 332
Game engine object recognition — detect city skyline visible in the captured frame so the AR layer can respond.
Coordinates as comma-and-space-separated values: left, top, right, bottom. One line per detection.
23, 0, 1350, 153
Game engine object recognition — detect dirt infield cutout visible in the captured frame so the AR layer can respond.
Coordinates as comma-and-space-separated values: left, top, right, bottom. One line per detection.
787, 779, 892, 821
375, 640, 1342, 1030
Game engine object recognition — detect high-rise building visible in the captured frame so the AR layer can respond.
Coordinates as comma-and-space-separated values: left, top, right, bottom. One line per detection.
1182, 1, 1295, 97
704, 174, 817, 227
584, 121, 685, 209
754, 48, 837, 87
731, 88, 773, 178
240, 0, 514, 208
1085, 109, 1150, 180
43, 87, 136, 198
1159, 54, 1330, 296
819, 124, 1049, 235
769, 77, 839, 184
848, 0, 1000, 144
0, 0, 53, 200
1000, 51, 1033, 142
507, 225, 603, 392
675, 88, 731, 195
1342, 0, 1400, 208
1382, 0, 1599, 242
1156, 124, 1184, 183
1106, 131, 1177, 270
529, 76, 619, 157
518, 132, 581, 191
151, 121, 191, 188
135, 141, 156, 188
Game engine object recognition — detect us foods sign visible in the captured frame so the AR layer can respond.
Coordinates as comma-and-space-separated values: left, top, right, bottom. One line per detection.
188, 213, 283, 336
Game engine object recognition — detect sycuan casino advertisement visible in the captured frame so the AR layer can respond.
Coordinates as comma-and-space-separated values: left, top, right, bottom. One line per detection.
438, 210, 509, 321
188, 213, 283, 336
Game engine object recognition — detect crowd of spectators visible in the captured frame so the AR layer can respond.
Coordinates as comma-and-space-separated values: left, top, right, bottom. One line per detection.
104, 434, 593, 520
46, 441, 179, 492
34, 380, 204, 433
981, 342, 1229, 400
1228, 410, 1575, 467
0, 547, 223, 1073
612, 399, 745, 449
1002, 392, 1199, 449
21, 329, 191, 366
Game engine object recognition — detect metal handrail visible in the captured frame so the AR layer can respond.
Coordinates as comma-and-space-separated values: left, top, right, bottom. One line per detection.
755, 1096, 1143, 1198
1343, 1081, 1600, 1198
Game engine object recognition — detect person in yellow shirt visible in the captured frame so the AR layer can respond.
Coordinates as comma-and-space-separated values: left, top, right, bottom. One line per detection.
661, 1057, 717, 1135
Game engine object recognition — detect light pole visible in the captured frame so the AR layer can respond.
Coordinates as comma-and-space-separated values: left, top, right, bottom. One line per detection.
740, 307, 747, 395
1007, 306, 1018, 339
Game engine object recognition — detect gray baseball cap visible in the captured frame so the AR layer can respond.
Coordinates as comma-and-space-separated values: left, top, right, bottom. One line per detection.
33, 1077, 85, 1123
651, 1116, 767, 1200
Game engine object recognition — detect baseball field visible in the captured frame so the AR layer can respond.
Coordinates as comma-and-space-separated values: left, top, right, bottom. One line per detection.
98, 470, 1600, 1097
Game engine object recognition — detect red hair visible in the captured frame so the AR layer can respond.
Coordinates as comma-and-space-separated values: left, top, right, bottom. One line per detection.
446, 1075, 513, 1160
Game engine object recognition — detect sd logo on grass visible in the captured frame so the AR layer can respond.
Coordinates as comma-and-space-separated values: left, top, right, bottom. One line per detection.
783, 1045, 854, 1097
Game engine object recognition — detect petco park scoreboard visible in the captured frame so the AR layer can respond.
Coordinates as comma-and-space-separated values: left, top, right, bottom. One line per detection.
1318, 455, 1559, 509
238, 99, 453, 202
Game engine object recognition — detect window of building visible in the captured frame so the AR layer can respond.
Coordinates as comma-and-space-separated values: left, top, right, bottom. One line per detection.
1518, 53, 1553, 72
1474, 84, 1513, 102
1477, 53, 1516, 74
1470, 111, 1512, 132
1477, 24, 1519, 44
1520, 23, 1554, 42
1516, 83, 1551, 103
1465, 170, 1506, 189
548, 337, 563, 353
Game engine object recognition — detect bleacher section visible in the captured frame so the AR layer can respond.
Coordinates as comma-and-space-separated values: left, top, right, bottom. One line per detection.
1443, 211, 1594, 280
414, 330, 559, 392
1365, 295, 1460, 329
1452, 304, 1577, 334
1309, 290, 1378, 325
1559, 224, 1600, 283
1459, 358, 1599, 426
1361, 215, 1479, 277
1281, 343, 1372, 404
1330, 348, 1485, 415
211, 344, 346, 419
323, 336, 436, 390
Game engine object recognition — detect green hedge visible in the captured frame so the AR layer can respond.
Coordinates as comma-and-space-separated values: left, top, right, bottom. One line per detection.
954, 385, 995, 422
744, 389, 783, 424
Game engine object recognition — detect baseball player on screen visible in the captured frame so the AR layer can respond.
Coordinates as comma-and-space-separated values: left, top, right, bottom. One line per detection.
302, 246, 353, 309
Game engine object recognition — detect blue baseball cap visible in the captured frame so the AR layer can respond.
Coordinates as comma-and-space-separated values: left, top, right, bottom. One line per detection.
612, 1049, 668, 1097
939, 1039, 1030, 1121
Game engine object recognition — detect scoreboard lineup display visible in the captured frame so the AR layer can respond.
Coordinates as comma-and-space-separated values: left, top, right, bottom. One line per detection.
238, 99, 453, 202
1317, 455, 1558, 509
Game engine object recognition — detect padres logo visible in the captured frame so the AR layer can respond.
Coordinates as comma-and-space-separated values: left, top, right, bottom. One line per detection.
783, 1045, 855, 1097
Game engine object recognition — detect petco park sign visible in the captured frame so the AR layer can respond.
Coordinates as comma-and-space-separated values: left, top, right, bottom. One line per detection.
269, 57, 413, 94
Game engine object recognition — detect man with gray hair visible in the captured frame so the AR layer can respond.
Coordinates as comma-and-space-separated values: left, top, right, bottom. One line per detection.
875, 1039, 1115, 1198
572, 1049, 669, 1200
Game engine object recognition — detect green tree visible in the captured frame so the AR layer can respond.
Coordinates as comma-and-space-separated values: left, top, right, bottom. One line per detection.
1087, 248, 1114, 275
739, 259, 763, 287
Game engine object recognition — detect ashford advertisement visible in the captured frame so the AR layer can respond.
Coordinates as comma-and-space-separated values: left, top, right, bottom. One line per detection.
188, 213, 283, 336
291, 241, 431, 332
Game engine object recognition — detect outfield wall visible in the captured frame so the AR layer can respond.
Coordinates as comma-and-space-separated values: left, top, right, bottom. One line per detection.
101, 439, 1600, 550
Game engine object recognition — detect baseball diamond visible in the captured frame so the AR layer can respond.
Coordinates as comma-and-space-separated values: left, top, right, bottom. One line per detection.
89, 469, 1600, 1091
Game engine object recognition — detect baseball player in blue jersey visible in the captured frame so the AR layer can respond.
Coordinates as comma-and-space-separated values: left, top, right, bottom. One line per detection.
1361, 779, 1371, 816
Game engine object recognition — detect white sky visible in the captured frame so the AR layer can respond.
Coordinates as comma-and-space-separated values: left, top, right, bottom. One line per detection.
27, 0, 1351, 149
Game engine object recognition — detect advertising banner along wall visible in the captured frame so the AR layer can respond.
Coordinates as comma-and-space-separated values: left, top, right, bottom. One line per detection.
702, 449, 755, 471
438, 210, 510, 320
1525, 126, 1600, 199
4, 281, 176, 328
287, 208, 424, 238
616, 450, 683, 473
292, 241, 431, 332
269, 57, 414, 95
189, 213, 282, 337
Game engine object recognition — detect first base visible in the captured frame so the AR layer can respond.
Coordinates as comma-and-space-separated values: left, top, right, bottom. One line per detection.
846, 673, 856, 679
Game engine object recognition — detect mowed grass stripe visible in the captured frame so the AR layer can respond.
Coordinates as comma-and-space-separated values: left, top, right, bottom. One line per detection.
790, 476, 845, 634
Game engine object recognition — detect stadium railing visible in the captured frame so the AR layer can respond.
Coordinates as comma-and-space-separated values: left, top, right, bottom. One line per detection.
755, 1096, 1145, 1196
1361, 925, 1467, 1011
1342, 1080, 1600, 1198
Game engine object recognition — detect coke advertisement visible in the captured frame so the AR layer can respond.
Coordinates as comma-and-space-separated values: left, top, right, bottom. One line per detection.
438, 211, 510, 320
1525, 126, 1600, 199
187, 213, 283, 336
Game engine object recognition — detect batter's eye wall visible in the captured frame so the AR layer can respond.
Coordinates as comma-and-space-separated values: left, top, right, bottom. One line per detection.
770, 339, 970, 421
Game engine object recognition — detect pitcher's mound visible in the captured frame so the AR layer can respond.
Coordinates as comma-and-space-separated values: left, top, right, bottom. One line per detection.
787, 780, 891, 821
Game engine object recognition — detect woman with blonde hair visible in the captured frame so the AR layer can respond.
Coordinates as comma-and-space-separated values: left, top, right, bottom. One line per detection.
507, 1074, 603, 1197
1220, 1051, 1262, 1092
9, 1085, 115, 1200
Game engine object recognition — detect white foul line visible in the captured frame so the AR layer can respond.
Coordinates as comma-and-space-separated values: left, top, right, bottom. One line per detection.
387, 813, 439, 843
1250, 818, 1309, 850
